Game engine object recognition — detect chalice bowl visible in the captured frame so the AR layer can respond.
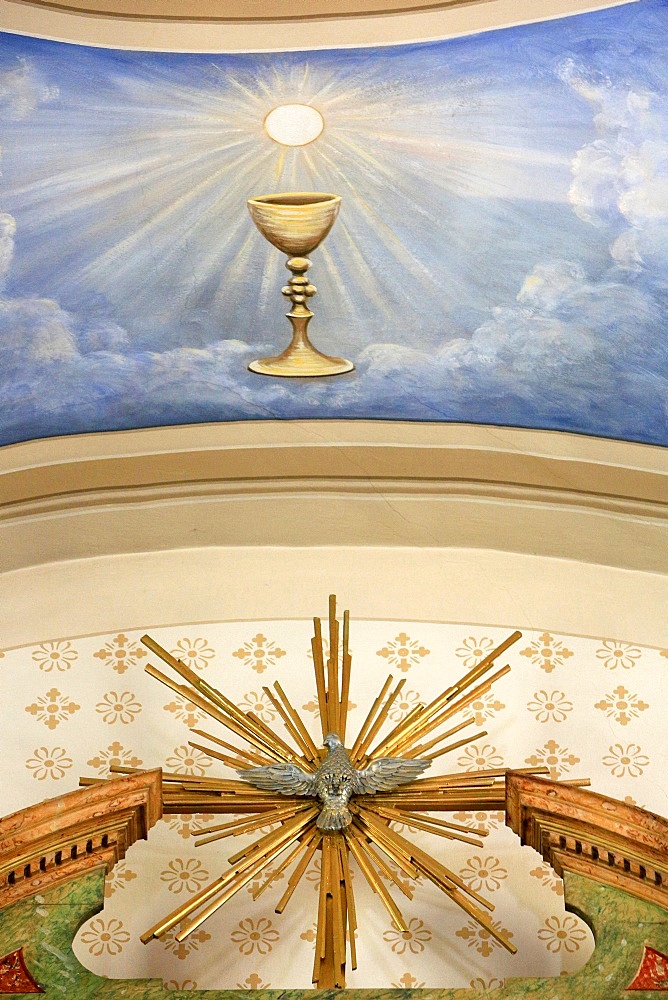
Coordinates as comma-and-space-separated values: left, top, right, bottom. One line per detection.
247, 192, 354, 376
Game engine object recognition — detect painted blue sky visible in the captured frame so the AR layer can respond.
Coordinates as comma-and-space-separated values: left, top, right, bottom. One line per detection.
0, 1, 667, 445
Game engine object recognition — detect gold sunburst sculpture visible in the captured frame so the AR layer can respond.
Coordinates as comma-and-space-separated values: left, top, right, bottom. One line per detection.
94, 597, 586, 988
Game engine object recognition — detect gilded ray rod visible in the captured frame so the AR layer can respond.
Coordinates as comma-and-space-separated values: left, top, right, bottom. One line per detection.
189, 729, 273, 766
402, 716, 476, 759
275, 832, 321, 914
193, 803, 311, 846
352, 677, 406, 764
371, 631, 520, 760
327, 595, 340, 734
145, 661, 286, 763
271, 681, 321, 764
312, 618, 329, 739
345, 828, 407, 931
143, 638, 299, 765
349, 827, 413, 899
349, 674, 394, 760
369, 802, 490, 838
252, 837, 307, 900
350, 815, 420, 881
424, 730, 488, 762
175, 810, 320, 942
187, 739, 254, 770
384, 665, 511, 759
339, 837, 358, 970
339, 613, 352, 740
226, 807, 319, 866
261, 685, 319, 766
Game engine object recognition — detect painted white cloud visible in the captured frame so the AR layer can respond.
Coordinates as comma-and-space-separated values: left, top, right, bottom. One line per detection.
0, 57, 58, 120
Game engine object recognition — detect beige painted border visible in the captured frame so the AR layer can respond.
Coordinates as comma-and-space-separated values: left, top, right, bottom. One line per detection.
0, 422, 666, 577
0, 0, 635, 50
2, 545, 667, 651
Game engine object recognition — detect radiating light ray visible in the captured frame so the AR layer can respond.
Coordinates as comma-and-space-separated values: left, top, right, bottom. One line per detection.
314, 143, 444, 296
76, 145, 272, 289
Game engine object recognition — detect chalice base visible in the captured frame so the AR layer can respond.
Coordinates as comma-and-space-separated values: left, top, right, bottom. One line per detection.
249, 344, 354, 378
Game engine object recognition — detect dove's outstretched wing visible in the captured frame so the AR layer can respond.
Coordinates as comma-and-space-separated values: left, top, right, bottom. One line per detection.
238, 763, 318, 797
352, 756, 431, 794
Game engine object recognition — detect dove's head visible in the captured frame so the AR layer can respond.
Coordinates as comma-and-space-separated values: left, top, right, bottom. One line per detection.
323, 732, 343, 749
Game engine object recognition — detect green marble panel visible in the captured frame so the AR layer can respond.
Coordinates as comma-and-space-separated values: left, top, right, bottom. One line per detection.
1, 870, 667, 998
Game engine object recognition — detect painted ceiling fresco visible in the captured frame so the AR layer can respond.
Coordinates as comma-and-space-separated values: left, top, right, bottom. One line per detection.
0, 0, 667, 446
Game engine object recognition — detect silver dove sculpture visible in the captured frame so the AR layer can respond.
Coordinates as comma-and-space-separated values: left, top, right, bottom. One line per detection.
238, 732, 431, 831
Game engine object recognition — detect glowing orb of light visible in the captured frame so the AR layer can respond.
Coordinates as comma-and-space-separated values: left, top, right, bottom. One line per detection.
264, 104, 324, 146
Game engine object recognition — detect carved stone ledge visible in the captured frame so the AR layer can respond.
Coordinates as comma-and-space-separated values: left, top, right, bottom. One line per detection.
0, 771, 162, 909
506, 772, 668, 912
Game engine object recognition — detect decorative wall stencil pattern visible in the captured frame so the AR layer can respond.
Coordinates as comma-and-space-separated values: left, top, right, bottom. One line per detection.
0, 0, 667, 446
2, 618, 668, 988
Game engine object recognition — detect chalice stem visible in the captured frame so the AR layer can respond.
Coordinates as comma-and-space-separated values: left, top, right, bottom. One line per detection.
281, 256, 320, 363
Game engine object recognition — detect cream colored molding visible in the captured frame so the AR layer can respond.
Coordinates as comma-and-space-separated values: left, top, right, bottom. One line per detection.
2, 545, 668, 651
1, 421, 666, 574
0, 0, 635, 51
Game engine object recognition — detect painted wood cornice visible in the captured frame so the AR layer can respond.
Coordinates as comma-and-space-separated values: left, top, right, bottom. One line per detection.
506, 772, 668, 913
0, 771, 162, 909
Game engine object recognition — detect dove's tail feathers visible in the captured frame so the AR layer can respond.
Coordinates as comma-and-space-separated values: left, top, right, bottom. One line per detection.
317, 805, 352, 831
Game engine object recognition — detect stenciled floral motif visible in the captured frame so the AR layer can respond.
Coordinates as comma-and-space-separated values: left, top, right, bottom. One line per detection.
388, 688, 422, 722
594, 685, 649, 726
93, 633, 147, 675
162, 924, 211, 960
230, 917, 280, 955
383, 917, 432, 954
301, 694, 356, 719
86, 741, 143, 775
376, 632, 429, 673
525, 739, 580, 779
247, 864, 286, 897
457, 743, 505, 772
392, 973, 426, 988
306, 856, 323, 891
237, 690, 277, 724
455, 919, 513, 957
232, 633, 286, 674
163, 814, 207, 840
527, 690, 574, 723
300, 924, 317, 945
520, 632, 574, 673
160, 858, 210, 894
459, 856, 508, 893
452, 810, 505, 833
165, 744, 212, 776
530, 864, 564, 896
79, 917, 130, 956
96, 690, 142, 725
164, 694, 204, 728
105, 861, 137, 897
602, 743, 650, 778
25, 746, 73, 780
470, 979, 506, 993
596, 639, 642, 670
380, 864, 419, 895
31, 639, 78, 672
537, 914, 588, 953
237, 975, 270, 989
171, 637, 215, 671
25, 688, 80, 730
467, 691, 506, 727
455, 636, 495, 667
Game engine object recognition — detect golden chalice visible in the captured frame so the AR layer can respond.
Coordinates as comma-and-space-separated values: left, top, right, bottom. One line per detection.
247, 192, 354, 377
